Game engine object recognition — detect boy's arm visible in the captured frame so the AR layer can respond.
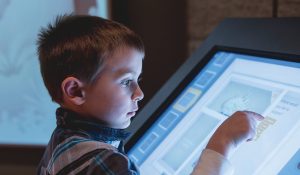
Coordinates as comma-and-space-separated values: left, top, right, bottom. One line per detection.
192, 111, 264, 175
192, 149, 233, 175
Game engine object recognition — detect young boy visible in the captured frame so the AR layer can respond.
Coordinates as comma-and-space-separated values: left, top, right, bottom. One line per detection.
37, 15, 263, 175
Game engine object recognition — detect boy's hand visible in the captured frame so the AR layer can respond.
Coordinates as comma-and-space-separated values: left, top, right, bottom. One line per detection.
206, 111, 264, 158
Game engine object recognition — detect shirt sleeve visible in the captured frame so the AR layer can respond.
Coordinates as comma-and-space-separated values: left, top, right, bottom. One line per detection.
191, 149, 234, 175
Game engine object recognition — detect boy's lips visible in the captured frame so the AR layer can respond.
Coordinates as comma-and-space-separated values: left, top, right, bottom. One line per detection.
131, 108, 139, 113
127, 111, 136, 117
127, 109, 138, 117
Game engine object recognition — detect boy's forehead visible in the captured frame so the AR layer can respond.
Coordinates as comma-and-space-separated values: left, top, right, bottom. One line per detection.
101, 48, 143, 75
108, 63, 142, 76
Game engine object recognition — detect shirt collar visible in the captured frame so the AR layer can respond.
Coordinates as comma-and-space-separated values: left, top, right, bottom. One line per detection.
56, 107, 131, 141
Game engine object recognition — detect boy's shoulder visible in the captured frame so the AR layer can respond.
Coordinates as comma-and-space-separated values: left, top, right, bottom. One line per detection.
55, 135, 118, 153
51, 135, 119, 161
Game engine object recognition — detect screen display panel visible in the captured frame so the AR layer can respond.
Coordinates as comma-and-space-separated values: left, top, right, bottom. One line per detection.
127, 50, 300, 175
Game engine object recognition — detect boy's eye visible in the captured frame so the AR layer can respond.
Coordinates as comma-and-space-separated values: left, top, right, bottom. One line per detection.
121, 79, 133, 87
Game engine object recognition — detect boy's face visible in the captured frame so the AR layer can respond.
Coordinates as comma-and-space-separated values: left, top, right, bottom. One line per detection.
82, 47, 144, 129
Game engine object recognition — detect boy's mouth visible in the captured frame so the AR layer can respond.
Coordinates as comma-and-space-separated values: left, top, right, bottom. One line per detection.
127, 107, 138, 117
127, 111, 136, 117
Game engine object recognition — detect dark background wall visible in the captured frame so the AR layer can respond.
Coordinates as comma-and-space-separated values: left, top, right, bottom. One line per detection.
111, 0, 188, 108
187, 0, 300, 53
2, 0, 300, 174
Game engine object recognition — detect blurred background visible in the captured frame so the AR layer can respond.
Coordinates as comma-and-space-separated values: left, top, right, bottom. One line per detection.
0, 0, 300, 174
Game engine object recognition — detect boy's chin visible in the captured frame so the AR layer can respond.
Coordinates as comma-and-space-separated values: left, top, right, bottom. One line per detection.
113, 120, 131, 129
121, 121, 131, 129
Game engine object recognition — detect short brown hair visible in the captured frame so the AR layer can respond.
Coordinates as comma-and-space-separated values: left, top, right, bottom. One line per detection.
37, 15, 144, 103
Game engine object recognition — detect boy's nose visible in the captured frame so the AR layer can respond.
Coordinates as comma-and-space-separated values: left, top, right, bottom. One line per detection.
133, 85, 144, 102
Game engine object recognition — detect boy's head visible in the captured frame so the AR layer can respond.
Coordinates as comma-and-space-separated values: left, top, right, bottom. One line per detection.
37, 15, 145, 128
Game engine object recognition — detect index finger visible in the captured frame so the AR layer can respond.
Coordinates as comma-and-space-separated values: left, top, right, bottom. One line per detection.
243, 110, 265, 121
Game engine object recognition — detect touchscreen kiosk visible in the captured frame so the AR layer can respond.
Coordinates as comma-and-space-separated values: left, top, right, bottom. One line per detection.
125, 18, 300, 175
128, 49, 300, 175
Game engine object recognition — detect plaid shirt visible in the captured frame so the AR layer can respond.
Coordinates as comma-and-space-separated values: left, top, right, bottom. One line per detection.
37, 107, 139, 175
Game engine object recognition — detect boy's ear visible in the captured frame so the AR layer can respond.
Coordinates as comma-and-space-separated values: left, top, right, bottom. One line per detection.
61, 77, 86, 105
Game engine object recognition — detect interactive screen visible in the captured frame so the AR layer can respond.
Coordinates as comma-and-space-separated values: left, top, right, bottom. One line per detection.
128, 51, 300, 175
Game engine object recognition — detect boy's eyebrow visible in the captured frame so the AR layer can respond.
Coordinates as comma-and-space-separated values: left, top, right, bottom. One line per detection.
115, 69, 142, 77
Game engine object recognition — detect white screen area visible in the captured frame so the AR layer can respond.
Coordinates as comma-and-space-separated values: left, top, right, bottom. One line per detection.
0, 0, 108, 145
128, 51, 300, 175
